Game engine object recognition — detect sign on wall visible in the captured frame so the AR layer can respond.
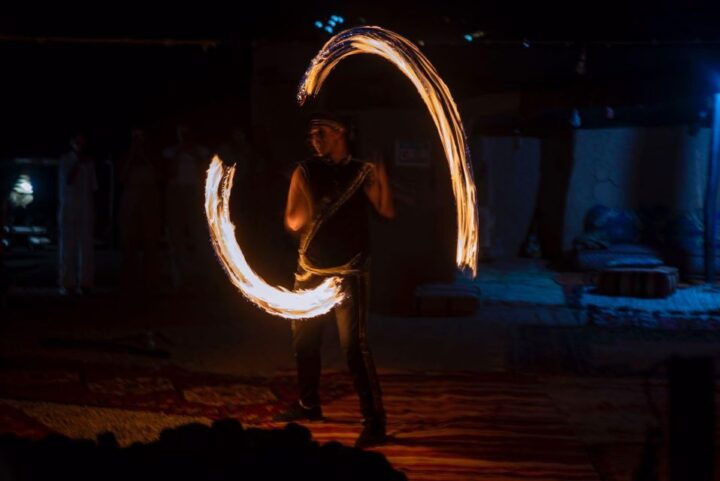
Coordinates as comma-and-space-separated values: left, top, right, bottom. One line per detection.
394, 140, 431, 167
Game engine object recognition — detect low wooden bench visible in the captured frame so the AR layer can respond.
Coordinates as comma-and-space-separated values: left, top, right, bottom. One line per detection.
596, 266, 679, 298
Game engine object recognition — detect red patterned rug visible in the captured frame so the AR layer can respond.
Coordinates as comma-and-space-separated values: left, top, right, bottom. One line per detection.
0, 359, 336, 422
0, 359, 600, 480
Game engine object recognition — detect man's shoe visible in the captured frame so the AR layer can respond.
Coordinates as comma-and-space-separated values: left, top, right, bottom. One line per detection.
272, 401, 324, 422
354, 421, 387, 448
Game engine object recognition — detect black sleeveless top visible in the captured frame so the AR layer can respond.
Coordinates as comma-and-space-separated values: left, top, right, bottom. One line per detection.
299, 156, 370, 270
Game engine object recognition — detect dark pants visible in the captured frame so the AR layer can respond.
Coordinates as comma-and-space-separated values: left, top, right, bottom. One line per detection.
292, 270, 385, 425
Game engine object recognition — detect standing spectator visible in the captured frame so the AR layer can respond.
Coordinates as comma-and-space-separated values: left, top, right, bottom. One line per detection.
0, 190, 10, 310
119, 128, 161, 293
162, 125, 210, 290
57, 132, 97, 296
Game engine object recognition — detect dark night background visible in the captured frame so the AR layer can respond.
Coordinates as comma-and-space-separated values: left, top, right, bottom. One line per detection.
3, 1, 720, 156
1, 3, 720, 480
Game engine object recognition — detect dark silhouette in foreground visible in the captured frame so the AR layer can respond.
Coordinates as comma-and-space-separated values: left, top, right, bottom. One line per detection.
0, 419, 407, 481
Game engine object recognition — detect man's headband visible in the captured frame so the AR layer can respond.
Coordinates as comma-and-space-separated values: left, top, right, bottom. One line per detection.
309, 118, 346, 132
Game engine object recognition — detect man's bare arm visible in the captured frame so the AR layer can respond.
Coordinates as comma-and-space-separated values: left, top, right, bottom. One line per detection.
285, 166, 313, 232
364, 161, 395, 219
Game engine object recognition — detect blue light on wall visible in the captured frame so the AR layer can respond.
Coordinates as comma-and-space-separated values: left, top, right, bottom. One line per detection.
705, 91, 720, 283
464, 31, 485, 43
313, 14, 345, 34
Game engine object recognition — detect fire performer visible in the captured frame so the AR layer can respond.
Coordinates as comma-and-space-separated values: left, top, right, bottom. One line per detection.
274, 112, 394, 448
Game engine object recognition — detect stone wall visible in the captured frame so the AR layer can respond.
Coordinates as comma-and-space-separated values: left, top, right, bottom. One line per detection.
564, 127, 711, 250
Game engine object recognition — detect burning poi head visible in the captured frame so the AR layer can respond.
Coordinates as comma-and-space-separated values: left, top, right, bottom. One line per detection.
205, 26, 480, 320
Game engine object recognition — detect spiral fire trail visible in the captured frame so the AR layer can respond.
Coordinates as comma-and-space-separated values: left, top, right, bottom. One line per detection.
298, 26, 479, 276
205, 157, 345, 319
205, 26, 478, 319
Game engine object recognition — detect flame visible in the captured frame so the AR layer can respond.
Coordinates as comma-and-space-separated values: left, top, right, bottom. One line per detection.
204, 26, 478, 320
205, 157, 345, 319
298, 26, 479, 276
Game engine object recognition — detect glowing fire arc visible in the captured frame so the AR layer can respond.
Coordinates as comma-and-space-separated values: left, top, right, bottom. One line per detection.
205, 26, 479, 319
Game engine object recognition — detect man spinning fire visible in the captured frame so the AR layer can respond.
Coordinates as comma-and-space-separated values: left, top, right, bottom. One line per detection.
274, 112, 395, 448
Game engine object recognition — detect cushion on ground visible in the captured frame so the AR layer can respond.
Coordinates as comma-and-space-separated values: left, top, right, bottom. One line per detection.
584, 205, 642, 244
606, 257, 664, 268
607, 244, 663, 256
575, 247, 664, 271
574, 206, 665, 272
